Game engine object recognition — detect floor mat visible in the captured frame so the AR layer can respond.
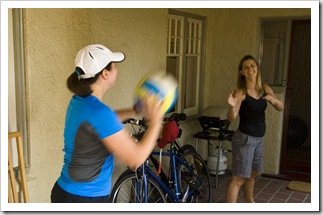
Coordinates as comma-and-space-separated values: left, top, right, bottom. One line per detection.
287, 180, 311, 193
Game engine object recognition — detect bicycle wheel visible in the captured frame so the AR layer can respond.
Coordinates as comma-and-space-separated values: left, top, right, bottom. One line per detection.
181, 144, 197, 153
109, 171, 167, 203
177, 150, 212, 203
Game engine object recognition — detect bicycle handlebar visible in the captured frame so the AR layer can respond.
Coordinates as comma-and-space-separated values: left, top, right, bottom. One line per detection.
123, 118, 146, 126
123, 113, 187, 128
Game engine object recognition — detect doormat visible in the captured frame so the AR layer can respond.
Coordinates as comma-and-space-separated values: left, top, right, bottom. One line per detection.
286, 181, 311, 193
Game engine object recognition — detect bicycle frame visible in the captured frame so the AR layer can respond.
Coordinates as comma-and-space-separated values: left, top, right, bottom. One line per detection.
113, 114, 211, 203
134, 142, 202, 203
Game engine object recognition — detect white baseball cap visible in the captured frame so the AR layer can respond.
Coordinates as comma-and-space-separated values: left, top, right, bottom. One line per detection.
75, 44, 125, 79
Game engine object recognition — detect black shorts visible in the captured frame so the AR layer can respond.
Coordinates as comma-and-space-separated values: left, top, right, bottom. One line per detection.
51, 182, 110, 203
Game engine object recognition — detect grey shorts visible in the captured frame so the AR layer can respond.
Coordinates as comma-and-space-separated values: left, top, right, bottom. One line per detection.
231, 130, 264, 178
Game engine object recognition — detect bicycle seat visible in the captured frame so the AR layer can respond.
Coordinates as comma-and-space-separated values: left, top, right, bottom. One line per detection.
167, 113, 187, 123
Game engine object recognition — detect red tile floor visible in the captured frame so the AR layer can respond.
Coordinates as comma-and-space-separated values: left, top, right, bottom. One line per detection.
211, 170, 311, 203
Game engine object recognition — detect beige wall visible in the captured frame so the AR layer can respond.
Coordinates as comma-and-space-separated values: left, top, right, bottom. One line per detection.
18, 8, 310, 202
177, 8, 309, 174
23, 8, 168, 203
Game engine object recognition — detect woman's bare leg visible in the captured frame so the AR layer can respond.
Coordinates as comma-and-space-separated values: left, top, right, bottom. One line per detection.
243, 170, 258, 203
226, 176, 245, 203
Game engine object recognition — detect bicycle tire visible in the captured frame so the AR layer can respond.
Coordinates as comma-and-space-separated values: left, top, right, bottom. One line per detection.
177, 149, 212, 203
181, 144, 197, 153
109, 170, 167, 203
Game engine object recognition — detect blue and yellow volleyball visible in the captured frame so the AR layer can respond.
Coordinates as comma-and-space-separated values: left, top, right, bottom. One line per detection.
134, 72, 178, 114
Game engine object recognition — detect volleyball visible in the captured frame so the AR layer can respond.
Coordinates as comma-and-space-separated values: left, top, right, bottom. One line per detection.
134, 72, 178, 115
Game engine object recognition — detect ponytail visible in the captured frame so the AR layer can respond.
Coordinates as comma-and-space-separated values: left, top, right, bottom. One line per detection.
66, 63, 112, 97
66, 68, 100, 97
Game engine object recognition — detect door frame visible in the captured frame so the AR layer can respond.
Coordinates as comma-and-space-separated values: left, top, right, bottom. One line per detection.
279, 19, 311, 182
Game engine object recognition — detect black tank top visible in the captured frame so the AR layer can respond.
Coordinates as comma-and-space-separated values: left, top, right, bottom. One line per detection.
238, 91, 267, 137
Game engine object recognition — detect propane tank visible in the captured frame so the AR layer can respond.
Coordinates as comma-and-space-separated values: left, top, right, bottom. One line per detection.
207, 146, 227, 175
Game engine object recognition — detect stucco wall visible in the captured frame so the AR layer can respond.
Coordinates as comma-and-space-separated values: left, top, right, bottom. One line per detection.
264, 90, 285, 173
20, 8, 310, 202
23, 8, 167, 203
175, 8, 309, 174
202, 8, 309, 175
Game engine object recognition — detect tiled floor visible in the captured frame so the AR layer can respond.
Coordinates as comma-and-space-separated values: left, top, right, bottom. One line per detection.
211, 170, 311, 203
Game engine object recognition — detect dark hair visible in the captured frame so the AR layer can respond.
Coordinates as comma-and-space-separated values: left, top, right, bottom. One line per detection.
237, 55, 263, 95
67, 62, 112, 97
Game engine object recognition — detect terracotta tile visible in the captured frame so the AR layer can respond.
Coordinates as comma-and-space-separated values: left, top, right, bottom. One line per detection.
278, 187, 294, 194
237, 198, 245, 203
255, 192, 273, 200
269, 198, 286, 203
262, 187, 280, 194
211, 173, 310, 204
304, 197, 311, 203
290, 192, 308, 200
217, 198, 226, 203
254, 198, 269, 203
287, 198, 304, 203
273, 192, 291, 200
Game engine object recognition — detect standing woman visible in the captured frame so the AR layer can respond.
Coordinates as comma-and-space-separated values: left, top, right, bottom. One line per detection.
226, 55, 284, 203
51, 44, 163, 203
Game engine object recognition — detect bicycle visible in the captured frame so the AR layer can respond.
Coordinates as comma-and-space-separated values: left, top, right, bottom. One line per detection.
109, 113, 212, 203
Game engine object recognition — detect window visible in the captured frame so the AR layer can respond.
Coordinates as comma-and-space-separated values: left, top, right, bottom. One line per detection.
259, 20, 290, 86
166, 11, 205, 116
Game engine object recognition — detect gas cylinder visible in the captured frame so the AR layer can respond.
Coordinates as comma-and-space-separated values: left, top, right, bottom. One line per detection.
207, 146, 227, 175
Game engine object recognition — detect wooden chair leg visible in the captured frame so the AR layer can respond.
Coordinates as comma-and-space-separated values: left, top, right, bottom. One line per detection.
16, 134, 29, 203
8, 178, 13, 203
8, 131, 29, 203
8, 141, 18, 203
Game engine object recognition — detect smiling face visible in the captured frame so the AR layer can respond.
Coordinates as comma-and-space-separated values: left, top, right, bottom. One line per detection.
237, 55, 263, 93
240, 59, 258, 77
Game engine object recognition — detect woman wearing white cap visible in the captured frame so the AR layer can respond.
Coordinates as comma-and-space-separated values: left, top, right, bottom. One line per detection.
51, 44, 163, 203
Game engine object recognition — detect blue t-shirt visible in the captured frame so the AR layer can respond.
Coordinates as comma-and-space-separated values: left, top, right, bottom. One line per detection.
57, 95, 124, 197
